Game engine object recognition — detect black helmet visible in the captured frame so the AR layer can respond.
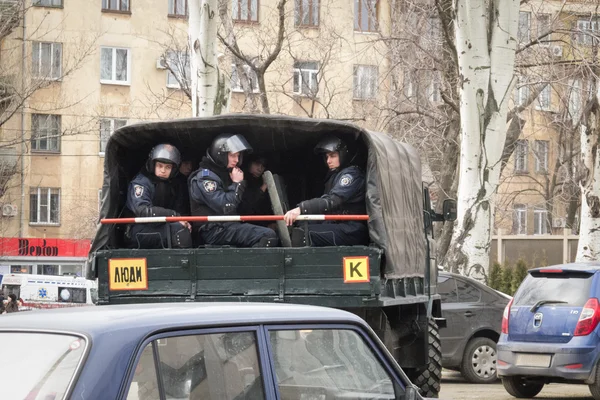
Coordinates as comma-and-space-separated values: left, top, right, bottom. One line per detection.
314, 134, 352, 167
207, 133, 253, 168
145, 143, 181, 179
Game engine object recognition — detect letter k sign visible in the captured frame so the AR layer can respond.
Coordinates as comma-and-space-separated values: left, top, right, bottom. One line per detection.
343, 256, 370, 283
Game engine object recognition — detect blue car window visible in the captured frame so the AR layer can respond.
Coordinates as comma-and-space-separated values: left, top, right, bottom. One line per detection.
126, 331, 266, 400
438, 276, 459, 303
268, 328, 397, 399
126, 343, 160, 400
457, 280, 481, 303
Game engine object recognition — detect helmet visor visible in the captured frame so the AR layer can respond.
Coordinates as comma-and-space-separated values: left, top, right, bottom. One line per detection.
152, 144, 181, 166
314, 136, 342, 154
226, 134, 253, 154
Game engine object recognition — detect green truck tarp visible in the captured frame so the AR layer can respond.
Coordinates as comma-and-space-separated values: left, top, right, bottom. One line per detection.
89, 114, 426, 279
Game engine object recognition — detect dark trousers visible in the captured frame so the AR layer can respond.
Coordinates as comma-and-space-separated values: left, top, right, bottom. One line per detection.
306, 221, 369, 247
127, 222, 192, 249
201, 222, 277, 247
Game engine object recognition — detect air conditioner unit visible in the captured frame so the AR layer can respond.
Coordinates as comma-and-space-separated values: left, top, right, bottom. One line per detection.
156, 58, 167, 70
551, 45, 563, 58
1, 203, 17, 217
552, 217, 566, 228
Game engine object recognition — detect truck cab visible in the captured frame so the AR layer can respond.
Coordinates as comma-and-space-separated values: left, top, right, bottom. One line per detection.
88, 114, 454, 397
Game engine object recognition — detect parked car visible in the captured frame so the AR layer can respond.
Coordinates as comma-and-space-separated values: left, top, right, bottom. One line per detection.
0, 302, 427, 400
497, 262, 600, 399
438, 271, 511, 384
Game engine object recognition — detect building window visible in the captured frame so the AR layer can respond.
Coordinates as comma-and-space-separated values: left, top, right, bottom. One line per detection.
99, 118, 127, 154
102, 0, 130, 12
534, 140, 549, 173
354, 0, 378, 32
30, 187, 60, 225
293, 61, 319, 96
168, 0, 187, 17
534, 207, 549, 235
576, 18, 599, 45
536, 84, 551, 110
353, 65, 378, 100
537, 14, 551, 44
514, 76, 529, 106
295, 0, 319, 27
231, 64, 259, 92
34, 0, 62, 8
232, 0, 258, 23
100, 47, 130, 85
513, 204, 527, 235
165, 51, 191, 89
403, 70, 415, 99
514, 140, 528, 173
31, 114, 61, 152
427, 71, 441, 103
32, 42, 62, 80
568, 79, 582, 121
518, 12, 530, 43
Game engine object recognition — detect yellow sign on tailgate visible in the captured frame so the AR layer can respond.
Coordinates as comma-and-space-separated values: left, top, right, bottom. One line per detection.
343, 256, 370, 283
109, 258, 148, 291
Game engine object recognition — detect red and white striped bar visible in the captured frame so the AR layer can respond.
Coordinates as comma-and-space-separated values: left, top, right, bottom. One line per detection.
101, 214, 369, 224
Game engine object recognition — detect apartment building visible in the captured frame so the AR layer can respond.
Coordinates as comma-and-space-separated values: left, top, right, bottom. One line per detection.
0, 0, 393, 276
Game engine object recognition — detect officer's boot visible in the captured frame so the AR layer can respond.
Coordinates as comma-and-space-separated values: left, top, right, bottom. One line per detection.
291, 227, 307, 247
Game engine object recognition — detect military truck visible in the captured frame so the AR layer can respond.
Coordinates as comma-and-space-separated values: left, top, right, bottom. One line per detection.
87, 114, 456, 397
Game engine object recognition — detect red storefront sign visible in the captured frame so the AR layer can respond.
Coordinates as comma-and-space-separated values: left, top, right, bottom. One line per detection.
0, 238, 91, 258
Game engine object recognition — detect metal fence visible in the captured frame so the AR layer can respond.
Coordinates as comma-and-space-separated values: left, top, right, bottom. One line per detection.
490, 229, 579, 268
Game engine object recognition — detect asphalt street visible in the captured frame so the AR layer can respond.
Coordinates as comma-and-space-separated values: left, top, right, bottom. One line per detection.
440, 370, 594, 400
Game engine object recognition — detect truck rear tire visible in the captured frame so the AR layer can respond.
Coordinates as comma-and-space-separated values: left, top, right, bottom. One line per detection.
408, 319, 442, 398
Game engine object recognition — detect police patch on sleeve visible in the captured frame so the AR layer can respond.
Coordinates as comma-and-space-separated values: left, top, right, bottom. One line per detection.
203, 180, 217, 193
340, 174, 353, 187
134, 185, 144, 198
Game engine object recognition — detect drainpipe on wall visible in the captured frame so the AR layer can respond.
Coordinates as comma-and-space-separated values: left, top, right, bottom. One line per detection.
19, 3, 26, 238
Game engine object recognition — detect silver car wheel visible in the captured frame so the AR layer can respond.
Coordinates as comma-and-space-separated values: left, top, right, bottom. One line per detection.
471, 344, 497, 379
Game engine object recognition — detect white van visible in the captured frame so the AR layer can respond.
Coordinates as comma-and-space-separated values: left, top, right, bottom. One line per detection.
1, 274, 97, 309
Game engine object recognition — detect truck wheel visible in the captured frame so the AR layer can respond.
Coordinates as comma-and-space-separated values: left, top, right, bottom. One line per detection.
409, 319, 442, 398
501, 376, 543, 398
460, 337, 497, 383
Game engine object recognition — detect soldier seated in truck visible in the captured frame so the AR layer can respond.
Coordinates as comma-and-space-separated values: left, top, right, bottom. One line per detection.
189, 133, 279, 248
124, 144, 192, 249
284, 134, 369, 246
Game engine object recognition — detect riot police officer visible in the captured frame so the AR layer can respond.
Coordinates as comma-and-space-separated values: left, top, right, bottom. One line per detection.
125, 144, 192, 249
284, 134, 368, 246
189, 133, 278, 247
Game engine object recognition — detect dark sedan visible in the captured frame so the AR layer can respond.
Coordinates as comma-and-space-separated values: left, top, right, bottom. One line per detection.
0, 302, 426, 400
438, 271, 511, 383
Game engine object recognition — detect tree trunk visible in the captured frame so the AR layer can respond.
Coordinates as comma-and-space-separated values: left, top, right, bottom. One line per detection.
445, 0, 519, 281
189, 0, 219, 117
576, 89, 600, 261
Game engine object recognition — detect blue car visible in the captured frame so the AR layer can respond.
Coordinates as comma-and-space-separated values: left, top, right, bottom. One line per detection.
0, 303, 426, 400
497, 262, 600, 399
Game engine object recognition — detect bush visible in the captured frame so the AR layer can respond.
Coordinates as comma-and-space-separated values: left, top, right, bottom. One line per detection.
511, 259, 529, 295
488, 262, 503, 291
501, 265, 514, 295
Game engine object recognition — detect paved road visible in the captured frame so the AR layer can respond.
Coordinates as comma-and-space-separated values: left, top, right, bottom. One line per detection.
440, 370, 594, 400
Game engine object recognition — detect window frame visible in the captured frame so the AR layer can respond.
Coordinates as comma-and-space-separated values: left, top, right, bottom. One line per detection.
99, 118, 127, 155
100, 46, 131, 86
31, 114, 61, 153
514, 139, 528, 174
354, 0, 378, 33
533, 207, 549, 235
536, 83, 551, 111
293, 61, 319, 96
513, 204, 527, 235
534, 139, 549, 173
576, 18, 599, 46
295, 0, 319, 27
518, 11, 530, 43
165, 51, 191, 89
353, 64, 378, 100
168, 0, 188, 17
29, 187, 60, 226
123, 323, 408, 400
232, 0, 259, 23
101, 0, 131, 13
536, 13, 551, 45
32, 41, 63, 80
33, 0, 63, 9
